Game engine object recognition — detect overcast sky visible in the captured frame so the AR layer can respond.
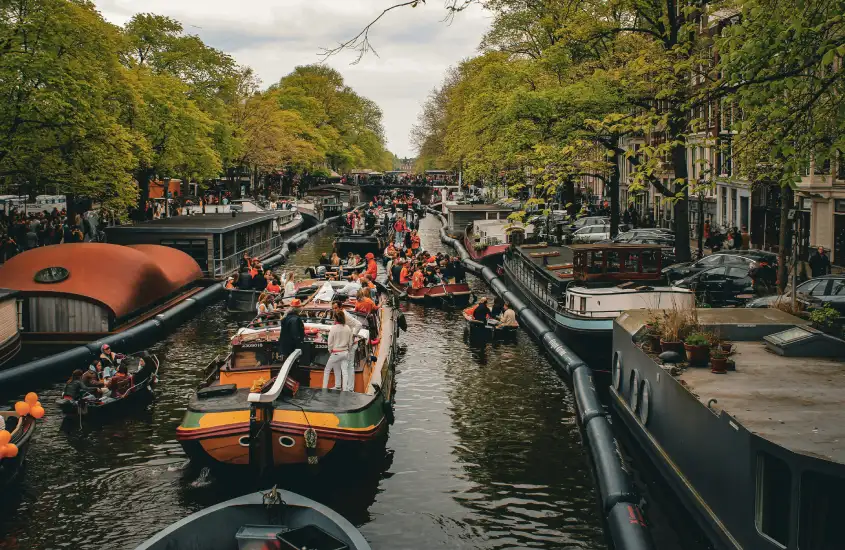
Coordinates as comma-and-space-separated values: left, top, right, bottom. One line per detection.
93, 0, 491, 158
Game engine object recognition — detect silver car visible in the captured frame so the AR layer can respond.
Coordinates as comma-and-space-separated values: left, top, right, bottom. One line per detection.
572, 224, 611, 243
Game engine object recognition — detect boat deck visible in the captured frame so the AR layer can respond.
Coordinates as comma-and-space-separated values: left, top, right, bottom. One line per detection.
189, 386, 375, 414
679, 341, 845, 463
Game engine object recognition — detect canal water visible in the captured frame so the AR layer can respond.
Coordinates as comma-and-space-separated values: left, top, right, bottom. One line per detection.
0, 215, 607, 549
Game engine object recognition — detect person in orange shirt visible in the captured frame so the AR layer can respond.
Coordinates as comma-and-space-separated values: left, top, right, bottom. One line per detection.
365, 252, 378, 280
359, 275, 376, 290
399, 261, 411, 285
411, 267, 425, 289
410, 230, 420, 251
354, 288, 377, 315
266, 277, 281, 294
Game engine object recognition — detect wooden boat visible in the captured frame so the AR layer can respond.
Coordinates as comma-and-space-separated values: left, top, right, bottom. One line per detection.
462, 306, 518, 340
334, 229, 382, 257
225, 279, 330, 314
0, 410, 37, 489
56, 355, 160, 417
135, 487, 371, 550
176, 286, 400, 467
304, 262, 367, 280
387, 277, 474, 307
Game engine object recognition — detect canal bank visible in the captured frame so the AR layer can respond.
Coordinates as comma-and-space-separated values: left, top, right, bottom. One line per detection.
429, 209, 655, 550
0, 221, 608, 550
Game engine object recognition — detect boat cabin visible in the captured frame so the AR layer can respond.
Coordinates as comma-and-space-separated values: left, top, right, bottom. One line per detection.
105, 211, 288, 278
445, 204, 514, 235
565, 244, 665, 282
0, 243, 202, 343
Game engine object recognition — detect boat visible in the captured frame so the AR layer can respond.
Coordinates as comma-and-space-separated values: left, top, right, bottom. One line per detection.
0, 244, 204, 345
502, 243, 694, 373
387, 277, 474, 307
56, 355, 160, 417
334, 229, 383, 258
304, 262, 367, 281
462, 306, 518, 340
134, 487, 371, 550
176, 283, 401, 467
225, 279, 353, 314
611, 308, 845, 550
463, 220, 529, 264
0, 289, 21, 369
0, 406, 37, 489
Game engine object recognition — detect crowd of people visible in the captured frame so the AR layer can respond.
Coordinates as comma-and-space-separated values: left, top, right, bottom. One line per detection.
61, 345, 155, 402
0, 208, 107, 261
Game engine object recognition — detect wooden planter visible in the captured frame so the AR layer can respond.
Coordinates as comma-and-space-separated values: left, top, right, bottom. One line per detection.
684, 343, 711, 366
660, 339, 684, 355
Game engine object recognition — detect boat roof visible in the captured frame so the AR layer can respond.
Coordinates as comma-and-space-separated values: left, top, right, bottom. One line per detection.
447, 204, 514, 212
618, 309, 845, 464
0, 288, 17, 300
0, 244, 201, 318
567, 243, 664, 252
105, 212, 281, 234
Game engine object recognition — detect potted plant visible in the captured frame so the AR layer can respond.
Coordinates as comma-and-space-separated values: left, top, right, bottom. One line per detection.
809, 304, 840, 335
659, 306, 698, 354
684, 331, 711, 366
719, 341, 733, 354
710, 348, 728, 374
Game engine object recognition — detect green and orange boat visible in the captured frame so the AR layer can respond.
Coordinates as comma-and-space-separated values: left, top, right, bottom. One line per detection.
176, 287, 401, 467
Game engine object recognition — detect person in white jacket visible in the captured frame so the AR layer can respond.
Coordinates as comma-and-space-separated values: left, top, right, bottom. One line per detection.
332, 299, 363, 391
323, 310, 353, 390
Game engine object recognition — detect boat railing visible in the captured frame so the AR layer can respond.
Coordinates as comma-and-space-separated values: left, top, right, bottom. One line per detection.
248, 349, 301, 403
212, 233, 288, 278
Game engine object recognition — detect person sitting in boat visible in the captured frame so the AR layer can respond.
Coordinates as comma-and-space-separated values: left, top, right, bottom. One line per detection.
330, 253, 341, 267
266, 277, 281, 294
451, 257, 467, 284
63, 369, 102, 401
473, 298, 491, 322
319, 253, 331, 266
108, 364, 132, 398
225, 274, 238, 290
355, 288, 377, 315
84, 359, 109, 387
490, 297, 504, 319
340, 272, 362, 296
365, 252, 378, 281
133, 355, 156, 387
277, 299, 305, 364
399, 261, 411, 286
410, 231, 420, 252
100, 344, 119, 375
256, 293, 275, 315
283, 272, 296, 298
499, 302, 519, 328
391, 259, 403, 284
412, 266, 425, 290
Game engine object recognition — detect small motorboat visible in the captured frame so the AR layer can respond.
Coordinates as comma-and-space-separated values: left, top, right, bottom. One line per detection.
56, 354, 160, 417
462, 306, 518, 340
334, 229, 383, 258
0, 408, 37, 490
387, 277, 474, 307
304, 262, 366, 280
135, 487, 371, 550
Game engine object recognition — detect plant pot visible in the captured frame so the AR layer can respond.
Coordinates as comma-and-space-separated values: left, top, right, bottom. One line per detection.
719, 342, 733, 354
711, 356, 728, 374
684, 343, 710, 366
660, 340, 684, 355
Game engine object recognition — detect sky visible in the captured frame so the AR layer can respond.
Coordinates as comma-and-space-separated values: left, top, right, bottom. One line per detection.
93, 0, 491, 158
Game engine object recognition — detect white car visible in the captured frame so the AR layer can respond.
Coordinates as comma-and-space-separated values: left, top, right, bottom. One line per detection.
572, 224, 611, 243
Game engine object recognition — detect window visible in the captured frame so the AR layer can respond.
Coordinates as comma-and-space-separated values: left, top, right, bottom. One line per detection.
799, 470, 845, 550
700, 267, 727, 281
624, 253, 640, 272
808, 280, 830, 297
727, 267, 749, 279
755, 452, 791, 547
607, 251, 620, 273
722, 255, 750, 266
830, 280, 845, 295
642, 250, 659, 273
579, 296, 586, 312
697, 255, 723, 267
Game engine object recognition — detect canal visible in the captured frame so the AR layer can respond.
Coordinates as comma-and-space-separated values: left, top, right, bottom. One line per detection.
0, 215, 607, 550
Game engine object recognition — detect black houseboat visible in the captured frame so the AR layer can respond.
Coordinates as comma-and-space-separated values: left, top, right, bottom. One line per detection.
612, 308, 845, 550
106, 211, 302, 279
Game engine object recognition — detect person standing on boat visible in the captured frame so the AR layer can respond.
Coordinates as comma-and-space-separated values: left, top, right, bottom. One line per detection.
365, 252, 378, 281
399, 261, 411, 286
410, 230, 420, 253
331, 299, 364, 391
278, 299, 305, 363
323, 310, 353, 390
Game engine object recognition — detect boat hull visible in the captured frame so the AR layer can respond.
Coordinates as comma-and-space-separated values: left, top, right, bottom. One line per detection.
0, 415, 36, 490
335, 234, 383, 257
463, 236, 509, 264
0, 332, 21, 370
387, 279, 473, 307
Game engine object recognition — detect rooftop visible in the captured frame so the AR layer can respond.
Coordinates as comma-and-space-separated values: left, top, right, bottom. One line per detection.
105, 212, 281, 234
447, 204, 514, 212
619, 308, 845, 464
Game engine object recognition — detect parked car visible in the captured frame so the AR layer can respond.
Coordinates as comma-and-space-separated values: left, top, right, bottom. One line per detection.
662, 250, 778, 282
746, 275, 845, 314
572, 224, 611, 243
674, 265, 757, 306
572, 216, 610, 231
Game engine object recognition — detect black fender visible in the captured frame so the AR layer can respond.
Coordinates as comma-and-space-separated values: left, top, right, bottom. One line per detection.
501, 291, 528, 315
585, 417, 637, 513
606, 503, 655, 550
479, 266, 497, 284
397, 312, 408, 332
490, 277, 509, 297
0, 345, 98, 387
572, 366, 604, 424
517, 308, 550, 339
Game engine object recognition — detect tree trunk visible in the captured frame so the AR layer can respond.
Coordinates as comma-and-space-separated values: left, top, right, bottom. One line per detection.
669, 118, 691, 262
777, 184, 794, 293
564, 176, 576, 216
697, 193, 704, 257
65, 192, 77, 225
609, 151, 621, 237
135, 167, 154, 222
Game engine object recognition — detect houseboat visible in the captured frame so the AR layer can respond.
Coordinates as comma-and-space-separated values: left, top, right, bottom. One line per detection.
502, 243, 693, 371
0, 290, 21, 368
0, 243, 203, 345
463, 220, 531, 264
105, 211, 300, 279
443, 204, 514, 235
612, 308, 845, 550
176, 285, 400, 467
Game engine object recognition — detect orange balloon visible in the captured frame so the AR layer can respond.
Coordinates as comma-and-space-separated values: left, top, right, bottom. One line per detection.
30, 405, 45, 419
0, 430, 9, 446
14, 402, 30, 416
24, 392, 38, 405
35, 402, 41, 408
0, 445, 6, 459
4, 443, 18, 458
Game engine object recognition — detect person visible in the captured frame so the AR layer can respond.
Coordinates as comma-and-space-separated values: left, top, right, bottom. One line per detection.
473, 297, 491, 322
323, 310, 353, 390
108, 364, 132, 398
809, 246, 831, 278
252, 269, 267, 291
391, 259, 403, 284
731, 227, 742, 250
100, 344, 119, 374
490, 297, 504, 318
63, 369, 100, 401
340, 272, 362, 296
82, 361, 106, 389
703, 219, 711, 241
411, 266, 425, 290
355, 288, 377, 315
237, 267, 253, 290
399, 261, 411, 285
319, 252, 331, 266
499, 303, 519, 327
451, 257, 466, 284
225, 274, 237, 290
266, 277, 281, 294
365, 252, 378, 281
256, 293, 274, 315
284, 272, 296, 298
330, 253, 341, 267
331, 299, 363, 391
277, 299, 305, 362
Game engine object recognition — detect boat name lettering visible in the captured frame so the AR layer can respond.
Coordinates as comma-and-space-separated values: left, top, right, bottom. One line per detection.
240, 342, 264, 349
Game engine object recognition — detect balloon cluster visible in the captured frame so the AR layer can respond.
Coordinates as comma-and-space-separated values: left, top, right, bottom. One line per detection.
0, 392, 44, 460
